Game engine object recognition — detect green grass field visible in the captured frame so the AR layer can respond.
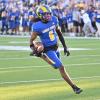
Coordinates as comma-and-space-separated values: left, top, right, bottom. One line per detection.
0, 36, 100, 100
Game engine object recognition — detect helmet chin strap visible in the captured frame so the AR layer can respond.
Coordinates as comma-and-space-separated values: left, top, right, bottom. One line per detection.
41, 16, 50, 23
39, 12, 52, 23
41, 19, 49, 23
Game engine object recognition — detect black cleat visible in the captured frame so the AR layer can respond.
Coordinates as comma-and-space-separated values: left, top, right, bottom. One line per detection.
72, 85, 83, 94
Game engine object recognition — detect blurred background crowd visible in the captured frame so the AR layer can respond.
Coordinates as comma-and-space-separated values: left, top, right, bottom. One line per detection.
0, 0, 100, 37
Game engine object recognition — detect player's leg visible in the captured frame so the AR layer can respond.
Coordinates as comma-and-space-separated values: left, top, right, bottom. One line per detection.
41, 50, 62, 68
41, 53, 54, 65
41, 51, 82, 94
58, 65, 82, 94
58, 65, 74, 87
55, 50, 76, 88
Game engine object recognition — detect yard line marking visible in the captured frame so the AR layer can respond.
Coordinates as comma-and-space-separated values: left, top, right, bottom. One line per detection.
68, 62, 100, 66
0, 75, 100, 85
0, 68, 42, 73
64, 36, 100, 40
0, 46, 31, 51
0, 35, 30, 38
0, 62, 100, 71
70, 55, 100, 57
0, 54, 100, 60
10, 41, 29, 44
0, 57, 37, 60
0, 65, 49, 70
1, 35, 100, 39
0, 45, 93, 51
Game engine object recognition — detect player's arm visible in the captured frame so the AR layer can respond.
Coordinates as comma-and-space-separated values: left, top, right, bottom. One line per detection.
30, 32, 37, 50
56, 26, 70, 56
30, 32, 41, 57
30, 32, 44, 57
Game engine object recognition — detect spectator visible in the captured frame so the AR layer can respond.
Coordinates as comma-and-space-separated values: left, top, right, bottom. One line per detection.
81, 9, 96, 37
1, 10, 8, 35
87, 6, 98, 33
72, 5, 81, 36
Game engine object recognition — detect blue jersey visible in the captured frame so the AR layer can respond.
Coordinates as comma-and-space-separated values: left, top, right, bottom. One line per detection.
15, 11, 20, 27
66, 12, 73, 23
22, 11, 28, 27
9, 12, 16, 29
96, 13, 100, 23
87, 10, 96, 22
32, 16, 59, 47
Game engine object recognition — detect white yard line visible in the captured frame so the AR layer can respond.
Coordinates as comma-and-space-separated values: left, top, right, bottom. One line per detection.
0, 35, 100, 39
0, 46, 31, 51
0, 69, 32, 73
0, 75, 100, 85
0, 65, 49, 70
70, 55, 100, 57
68, 62, 100, 66
0, 54, 100, 60
10, 41, 29, 44
0, 45, 93, 51
0, 57, 36, 60
0, 62, 100, 71
0, 35, 30, 38
64, 37, 100, 40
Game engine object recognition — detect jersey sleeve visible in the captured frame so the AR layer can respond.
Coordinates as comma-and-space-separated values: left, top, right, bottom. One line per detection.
53, 16, 59, 26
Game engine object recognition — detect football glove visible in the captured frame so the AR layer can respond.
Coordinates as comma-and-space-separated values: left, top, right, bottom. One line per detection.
64, 47, 70, 56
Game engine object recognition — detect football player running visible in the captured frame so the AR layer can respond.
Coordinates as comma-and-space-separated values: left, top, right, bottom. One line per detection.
30, 5, 82, 94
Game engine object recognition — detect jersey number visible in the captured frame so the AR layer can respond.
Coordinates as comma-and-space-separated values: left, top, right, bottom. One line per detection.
49, 31, 55, 41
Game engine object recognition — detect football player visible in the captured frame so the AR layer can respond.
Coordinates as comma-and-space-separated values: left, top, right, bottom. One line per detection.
30, 5, 82, 94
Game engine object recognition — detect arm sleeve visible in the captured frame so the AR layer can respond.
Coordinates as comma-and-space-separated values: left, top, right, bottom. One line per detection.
56, 27, 67, 48
53, 16, 67, 48
54, 16, 59, 26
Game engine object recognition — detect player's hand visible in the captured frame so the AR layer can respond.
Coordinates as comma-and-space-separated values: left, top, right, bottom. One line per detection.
30, 44, 35, 50
64, 47, 70, 56
30, 49, 42, 57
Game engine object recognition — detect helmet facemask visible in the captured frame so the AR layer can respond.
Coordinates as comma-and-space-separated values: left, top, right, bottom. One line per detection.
42, 12, 52, 22
37, 5, 52, 22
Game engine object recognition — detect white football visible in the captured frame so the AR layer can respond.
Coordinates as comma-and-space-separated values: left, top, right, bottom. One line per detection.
33, 42, 44, 52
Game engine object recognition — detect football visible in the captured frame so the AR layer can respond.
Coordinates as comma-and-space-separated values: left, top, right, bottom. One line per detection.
33, 41, 44, 53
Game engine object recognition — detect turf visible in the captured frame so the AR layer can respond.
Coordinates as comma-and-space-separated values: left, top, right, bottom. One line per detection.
0, 36, 100, 100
